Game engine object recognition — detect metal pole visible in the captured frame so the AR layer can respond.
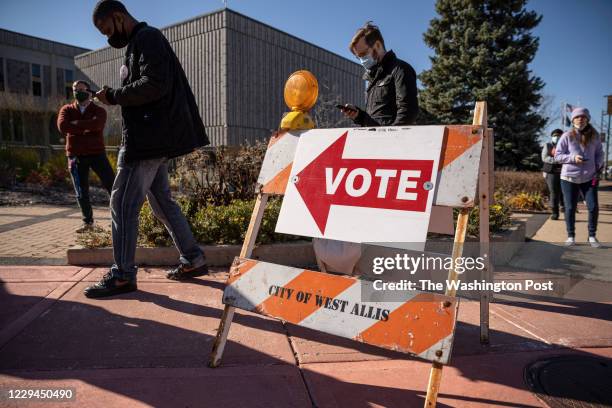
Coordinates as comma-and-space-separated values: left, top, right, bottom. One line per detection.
561, 102, 565, 132
607, 114, 611, 180
601, 110, 606, 180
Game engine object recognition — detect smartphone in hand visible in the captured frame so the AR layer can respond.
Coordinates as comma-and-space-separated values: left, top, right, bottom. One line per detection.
336, 104, 357, 113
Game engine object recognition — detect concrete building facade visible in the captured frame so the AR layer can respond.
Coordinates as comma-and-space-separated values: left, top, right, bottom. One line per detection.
75, 8, 364, 147
0, 29, 90, 146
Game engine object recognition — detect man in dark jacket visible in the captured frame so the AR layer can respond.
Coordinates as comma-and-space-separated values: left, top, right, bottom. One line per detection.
340, 22, 418, 126
86, 0, 210, 298
318, 23, 419, 276
58, 80, 115, 232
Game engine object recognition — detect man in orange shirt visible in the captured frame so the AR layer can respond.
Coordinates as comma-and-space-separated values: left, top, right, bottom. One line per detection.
57, 80, 115, 232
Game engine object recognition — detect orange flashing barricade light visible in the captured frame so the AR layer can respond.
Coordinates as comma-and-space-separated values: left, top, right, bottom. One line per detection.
280, 70, 318, 130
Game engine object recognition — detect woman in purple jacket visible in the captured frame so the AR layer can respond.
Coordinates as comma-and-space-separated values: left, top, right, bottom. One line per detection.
554, 107, 604, 247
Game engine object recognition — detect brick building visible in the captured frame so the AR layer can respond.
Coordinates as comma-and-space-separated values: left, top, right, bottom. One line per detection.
0, 29, 89, 146
75, 8, 364, 146
1, 8, 363, 149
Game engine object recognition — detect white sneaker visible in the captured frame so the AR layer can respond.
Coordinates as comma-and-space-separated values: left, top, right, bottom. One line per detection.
588, 236, 602, 248
565, 237, 576, 247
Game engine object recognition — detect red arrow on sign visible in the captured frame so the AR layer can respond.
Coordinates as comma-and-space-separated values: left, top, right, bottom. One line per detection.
293, 132, 435, 234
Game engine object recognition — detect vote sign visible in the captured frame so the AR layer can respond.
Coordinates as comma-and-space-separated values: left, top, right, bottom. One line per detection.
275, 127, 445, 243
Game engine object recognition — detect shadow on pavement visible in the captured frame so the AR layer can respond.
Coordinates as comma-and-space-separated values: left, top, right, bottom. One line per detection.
0, 275, 609, 407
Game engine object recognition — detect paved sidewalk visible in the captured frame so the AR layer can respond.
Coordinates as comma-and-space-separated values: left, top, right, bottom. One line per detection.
0, 266, 611, 407
0, 205, 110, 265
0, 182, 610, 407
507, 181, 612, 283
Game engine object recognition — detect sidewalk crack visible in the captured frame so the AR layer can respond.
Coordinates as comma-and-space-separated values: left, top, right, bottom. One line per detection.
281, 321, 318, 408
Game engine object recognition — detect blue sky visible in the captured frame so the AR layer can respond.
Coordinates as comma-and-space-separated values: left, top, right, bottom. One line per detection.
1, 0, 611, 143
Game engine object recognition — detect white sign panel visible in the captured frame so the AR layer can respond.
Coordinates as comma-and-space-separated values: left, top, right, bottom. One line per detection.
275, 127, 445, 243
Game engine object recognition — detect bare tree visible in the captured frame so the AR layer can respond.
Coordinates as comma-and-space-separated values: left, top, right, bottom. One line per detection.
536, 94, 560, 143
311, 78, 353, 129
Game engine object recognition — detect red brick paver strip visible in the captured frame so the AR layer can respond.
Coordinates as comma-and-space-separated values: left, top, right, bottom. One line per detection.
0, 205, 110, 263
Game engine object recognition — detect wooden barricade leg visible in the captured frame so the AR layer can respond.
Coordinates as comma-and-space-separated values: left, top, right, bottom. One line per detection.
209, 193, 269, 368
479, 128, 494, 344
425, 102, 487, 406
424, 207, 470, 407
473, 102, 491, 345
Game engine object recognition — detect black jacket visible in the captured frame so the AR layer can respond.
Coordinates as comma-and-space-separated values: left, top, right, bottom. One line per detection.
107, 22, 209, 161
541, 142, 562, 173
354, 50, 418, 127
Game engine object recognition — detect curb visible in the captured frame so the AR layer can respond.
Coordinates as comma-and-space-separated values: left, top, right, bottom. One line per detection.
67, 220, 526, 269
490, 220, 526, 265
67, 241, 316, 267
425, 220, 526, 266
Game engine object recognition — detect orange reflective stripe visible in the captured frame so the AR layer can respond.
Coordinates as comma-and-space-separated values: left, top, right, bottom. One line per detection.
226, 259, 259, 286
440, 126, 481, 169
358, 293, 456, 354
255, 270, 355, 324
261, 164, 293, 194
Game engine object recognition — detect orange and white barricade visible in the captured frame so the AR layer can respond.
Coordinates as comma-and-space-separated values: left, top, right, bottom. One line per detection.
209, 102, 493, 408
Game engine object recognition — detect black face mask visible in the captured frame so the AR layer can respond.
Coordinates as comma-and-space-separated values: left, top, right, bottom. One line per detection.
75, 91, 90, 103
108, 18, 129, 48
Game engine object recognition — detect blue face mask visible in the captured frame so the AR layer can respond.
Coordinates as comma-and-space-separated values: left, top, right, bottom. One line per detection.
359, 53, 376, 70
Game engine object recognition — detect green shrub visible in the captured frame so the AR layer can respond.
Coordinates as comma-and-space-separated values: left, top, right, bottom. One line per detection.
137, 199, 175, 247
136, 197, 301, 247
495, 171, 548, 197
190, 199, 253, 245
84, 195, 513, 248
0, 147, 41, 186
24, 152, 70, 188
507, 192, 546, 211
455, 199, 513, 237
171, 143, 266, 206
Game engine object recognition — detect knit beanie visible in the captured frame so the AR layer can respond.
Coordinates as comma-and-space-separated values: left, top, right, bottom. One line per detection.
571, 107, 591, 121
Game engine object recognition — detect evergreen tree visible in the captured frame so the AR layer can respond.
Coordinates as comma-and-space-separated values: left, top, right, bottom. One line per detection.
420, 0, 546, 169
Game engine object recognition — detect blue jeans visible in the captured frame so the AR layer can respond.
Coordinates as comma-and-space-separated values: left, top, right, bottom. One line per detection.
560, 179, 599, 238
110, 148, 205, 280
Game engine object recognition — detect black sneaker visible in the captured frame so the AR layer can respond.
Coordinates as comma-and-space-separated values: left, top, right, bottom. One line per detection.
84, 271, 137, 298
550, 214, 559, 220
166, 263, 209, 281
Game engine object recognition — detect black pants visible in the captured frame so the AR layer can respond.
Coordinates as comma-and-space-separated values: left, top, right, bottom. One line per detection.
69, 153, 115, 224
544, 172, 563, 215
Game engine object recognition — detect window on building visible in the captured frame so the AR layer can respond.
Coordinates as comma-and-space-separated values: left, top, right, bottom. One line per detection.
64, 69, 74, 99
32, 82, 42, 97
32, 64, 41, 78
0, 58, 5, 92
0, 111, 11, 141
12, 113, 24, 142
56, 68, 64, 97
42, 65, 51, 97
32, 63, 42, 97
7, 59, 30, 94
